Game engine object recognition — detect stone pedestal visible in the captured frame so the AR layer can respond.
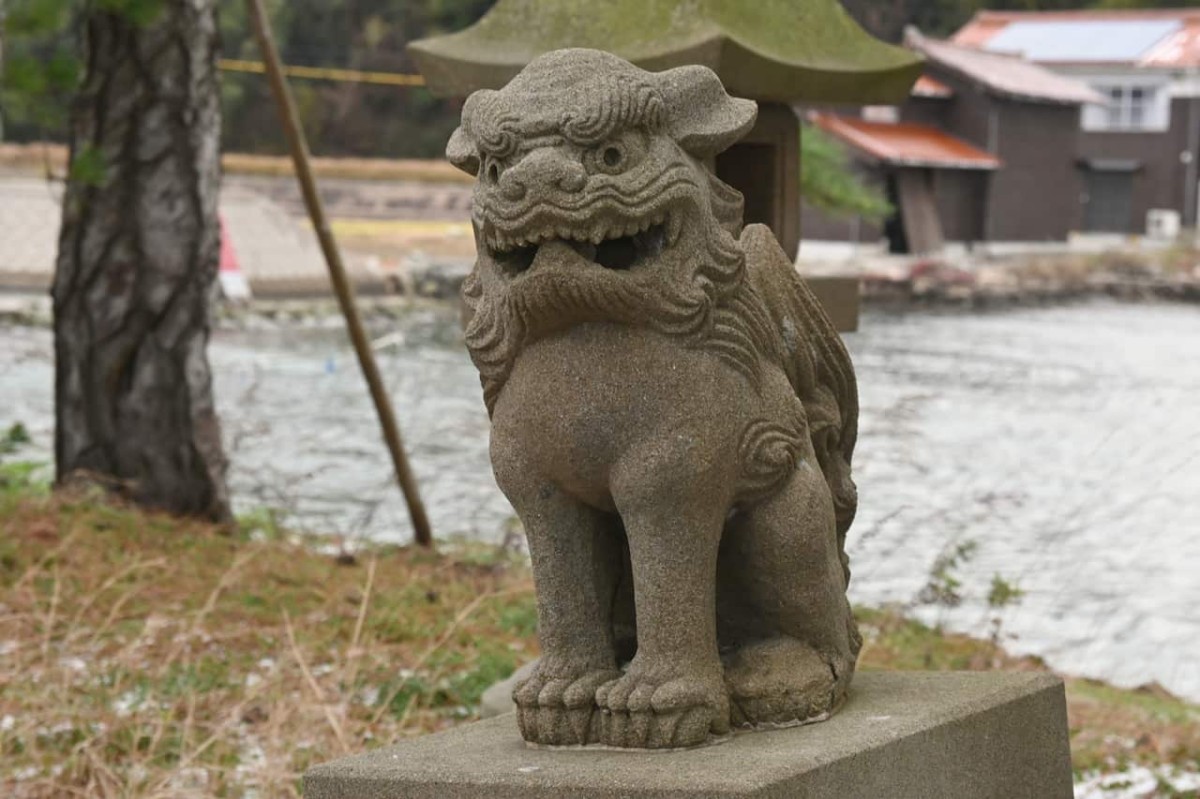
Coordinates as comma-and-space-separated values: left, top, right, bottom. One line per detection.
304, 671, 1073, 799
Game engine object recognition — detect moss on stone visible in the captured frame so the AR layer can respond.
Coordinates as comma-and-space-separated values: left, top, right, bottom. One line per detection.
409, 0, 922, 104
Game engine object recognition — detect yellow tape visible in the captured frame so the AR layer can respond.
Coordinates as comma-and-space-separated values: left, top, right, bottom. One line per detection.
219, 58, 426, 87
327, 220, 473, 237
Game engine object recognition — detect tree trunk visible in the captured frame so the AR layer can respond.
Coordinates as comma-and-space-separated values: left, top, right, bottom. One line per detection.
53, 0, 231, 521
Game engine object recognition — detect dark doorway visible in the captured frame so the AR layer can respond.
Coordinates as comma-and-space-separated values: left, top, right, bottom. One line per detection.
713, 104, 801, 259
883, 175, 909, 254
1083, 169, 1135, 233
717, 143, 776, 232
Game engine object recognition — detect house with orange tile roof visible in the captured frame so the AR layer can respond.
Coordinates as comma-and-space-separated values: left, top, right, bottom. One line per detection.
802, 10, 1200, 256
952, 9, 1200, 237
803, 31, 1104, 255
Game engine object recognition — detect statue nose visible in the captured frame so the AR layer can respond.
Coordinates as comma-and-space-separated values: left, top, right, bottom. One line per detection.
498, 149, 586, 201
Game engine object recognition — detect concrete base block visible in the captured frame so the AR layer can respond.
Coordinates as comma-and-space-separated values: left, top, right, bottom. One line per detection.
304, 671, 1073, 799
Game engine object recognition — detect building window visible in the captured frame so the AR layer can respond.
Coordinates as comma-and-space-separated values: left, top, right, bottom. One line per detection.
1083, 84, 1169, 132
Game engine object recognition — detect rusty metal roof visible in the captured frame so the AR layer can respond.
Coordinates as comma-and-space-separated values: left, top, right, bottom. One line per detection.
907, 32, 1108, 106
953, 10, 1200, 68
912, 75, 954, 99
810, 112, 1001, 171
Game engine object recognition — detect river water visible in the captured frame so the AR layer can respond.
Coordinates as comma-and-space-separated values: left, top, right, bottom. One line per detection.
2, 301, 1198, 702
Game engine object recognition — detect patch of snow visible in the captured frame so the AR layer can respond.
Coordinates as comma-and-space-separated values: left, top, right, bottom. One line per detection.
232, 729, 267, 791
1076, 766, 1200, 798
168, 767, 210, 793
58, 656, 87, 673
112, 689, 146, 718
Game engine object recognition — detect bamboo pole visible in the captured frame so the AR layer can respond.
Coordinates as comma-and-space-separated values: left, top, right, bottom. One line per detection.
245, 0, 434, 547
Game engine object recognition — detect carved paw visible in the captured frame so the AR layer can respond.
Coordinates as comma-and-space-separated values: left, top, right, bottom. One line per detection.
723, 638, 850, 728
594, 659, 730, 749
513, 659, 620, 746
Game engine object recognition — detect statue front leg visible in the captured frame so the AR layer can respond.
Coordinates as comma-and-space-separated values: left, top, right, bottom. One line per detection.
497, 464, 622, 746
595, 483, 731, 749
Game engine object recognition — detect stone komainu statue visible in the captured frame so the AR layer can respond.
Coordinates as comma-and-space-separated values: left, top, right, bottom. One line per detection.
449, 49, 860, 750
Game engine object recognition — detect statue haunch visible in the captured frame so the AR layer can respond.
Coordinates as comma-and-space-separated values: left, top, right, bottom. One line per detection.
450, 49, 861, 750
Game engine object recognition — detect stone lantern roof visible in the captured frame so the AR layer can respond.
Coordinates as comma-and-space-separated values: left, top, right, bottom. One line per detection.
409, 0, 923, 104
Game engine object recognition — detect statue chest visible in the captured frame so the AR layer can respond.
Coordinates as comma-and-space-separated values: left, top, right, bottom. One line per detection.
487, 324, 775, 506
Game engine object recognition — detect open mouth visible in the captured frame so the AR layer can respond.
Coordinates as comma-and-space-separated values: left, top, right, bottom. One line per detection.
486, 213, 679, 275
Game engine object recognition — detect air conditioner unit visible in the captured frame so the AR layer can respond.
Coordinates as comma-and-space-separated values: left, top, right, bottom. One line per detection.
1146, 209, 1181, 240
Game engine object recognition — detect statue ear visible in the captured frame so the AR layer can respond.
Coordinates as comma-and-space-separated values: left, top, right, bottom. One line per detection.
446, 126, 479, 176
656, 65, 757, 158
446, 90, 494, 176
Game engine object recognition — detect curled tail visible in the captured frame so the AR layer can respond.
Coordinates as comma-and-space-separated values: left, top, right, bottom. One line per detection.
740, 225, 860, 583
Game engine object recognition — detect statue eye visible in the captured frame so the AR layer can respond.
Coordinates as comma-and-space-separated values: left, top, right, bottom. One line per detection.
586, 135, 642, 175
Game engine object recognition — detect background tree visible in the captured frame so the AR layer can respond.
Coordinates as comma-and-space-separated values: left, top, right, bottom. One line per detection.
9, 0, 1188, 158
217, 0, 491, 156
0, 0, 80, 146
801, 122, 893, 221
52, 0, 231, 521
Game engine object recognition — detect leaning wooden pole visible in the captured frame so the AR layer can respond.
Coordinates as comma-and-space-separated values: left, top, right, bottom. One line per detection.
245, 0, 434, 547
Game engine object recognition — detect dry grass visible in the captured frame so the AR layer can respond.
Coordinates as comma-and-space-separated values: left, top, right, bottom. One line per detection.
0, 486, 536, 798
1, 481, 1196, 796
0, 143, 471, 184
857, 607, 1200, 778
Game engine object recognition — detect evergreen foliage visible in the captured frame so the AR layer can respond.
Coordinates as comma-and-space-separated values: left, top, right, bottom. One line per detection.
801, 122, 893, 221
1, 0, 78, 138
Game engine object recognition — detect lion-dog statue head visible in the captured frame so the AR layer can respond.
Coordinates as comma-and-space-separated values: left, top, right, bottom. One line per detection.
451, 49, 756, 412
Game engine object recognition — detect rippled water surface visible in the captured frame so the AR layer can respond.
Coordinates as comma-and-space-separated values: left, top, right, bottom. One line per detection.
2, 301, 1198, 701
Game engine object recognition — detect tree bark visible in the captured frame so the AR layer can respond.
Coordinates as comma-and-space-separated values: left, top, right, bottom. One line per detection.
53, 0, 231, 521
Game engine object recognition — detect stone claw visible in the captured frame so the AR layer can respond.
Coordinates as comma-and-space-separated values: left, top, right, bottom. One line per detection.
594, 662, 729, 749
513, 661, 620, 747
